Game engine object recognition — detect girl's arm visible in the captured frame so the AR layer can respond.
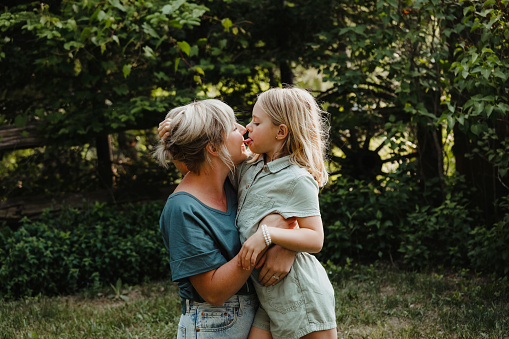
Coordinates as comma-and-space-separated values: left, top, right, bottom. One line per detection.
253, 213, 298, 286
189, 254, 253, 306
239, 215, 323, 270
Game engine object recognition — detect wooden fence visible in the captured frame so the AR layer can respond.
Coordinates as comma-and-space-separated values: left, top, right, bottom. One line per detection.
0, 124, 172, 224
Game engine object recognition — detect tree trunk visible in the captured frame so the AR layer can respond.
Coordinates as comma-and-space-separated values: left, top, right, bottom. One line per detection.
453, 124, 508, 223
279, 60, 294, 85
416, 124, 444, 197
96, 134, 113, 188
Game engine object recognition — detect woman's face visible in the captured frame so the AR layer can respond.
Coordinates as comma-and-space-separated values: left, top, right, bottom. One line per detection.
225, 122, 249, 165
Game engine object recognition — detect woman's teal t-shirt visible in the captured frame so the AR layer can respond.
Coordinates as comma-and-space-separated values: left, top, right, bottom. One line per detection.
159, 179, 254, 304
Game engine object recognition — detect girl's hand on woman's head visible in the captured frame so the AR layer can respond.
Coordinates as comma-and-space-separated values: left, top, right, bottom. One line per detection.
158, 118, 172, 141
238, 228, 268, 271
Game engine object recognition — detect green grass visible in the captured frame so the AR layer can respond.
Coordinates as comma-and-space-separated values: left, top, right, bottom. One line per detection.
1, 264, 508, 338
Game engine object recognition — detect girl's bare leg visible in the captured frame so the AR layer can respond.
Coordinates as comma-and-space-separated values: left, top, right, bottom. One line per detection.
301, 328, 337, 339
248, 326, 273, 339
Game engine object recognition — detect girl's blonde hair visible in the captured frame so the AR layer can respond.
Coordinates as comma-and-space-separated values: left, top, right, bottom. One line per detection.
253, 87, 329, 187
153, 99, 236, 174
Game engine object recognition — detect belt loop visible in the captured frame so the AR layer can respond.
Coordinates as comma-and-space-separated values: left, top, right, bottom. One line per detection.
186, 299, 190, 314
238, 295, 243, 317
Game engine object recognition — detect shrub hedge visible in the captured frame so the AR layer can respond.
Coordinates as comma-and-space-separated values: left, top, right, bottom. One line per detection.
318, 170, 509, 277
1, 171, 508, 299
0, 201, 168, 299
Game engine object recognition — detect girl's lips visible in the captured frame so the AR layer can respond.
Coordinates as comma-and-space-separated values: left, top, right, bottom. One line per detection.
243, 138, 252, 145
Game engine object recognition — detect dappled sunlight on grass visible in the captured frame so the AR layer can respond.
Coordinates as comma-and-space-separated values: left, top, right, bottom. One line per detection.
1, 265, 508, 338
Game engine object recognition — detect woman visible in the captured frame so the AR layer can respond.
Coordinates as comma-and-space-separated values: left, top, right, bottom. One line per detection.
153, 99, 295, 338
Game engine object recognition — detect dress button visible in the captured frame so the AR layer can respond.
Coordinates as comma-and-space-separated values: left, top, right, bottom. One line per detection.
246, 184, 249, 189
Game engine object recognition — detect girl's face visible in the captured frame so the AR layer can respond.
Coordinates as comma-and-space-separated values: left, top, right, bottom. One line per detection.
225, 122, 249, 165
245, 103, 281, 160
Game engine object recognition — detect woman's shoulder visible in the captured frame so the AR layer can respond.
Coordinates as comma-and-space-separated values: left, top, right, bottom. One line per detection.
164, 191, 202, 212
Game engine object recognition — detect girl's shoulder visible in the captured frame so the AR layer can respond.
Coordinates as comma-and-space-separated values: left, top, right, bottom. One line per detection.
282, 160, 316, 181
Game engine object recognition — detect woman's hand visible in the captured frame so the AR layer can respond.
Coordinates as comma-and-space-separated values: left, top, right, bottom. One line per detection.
158, 118, 172, 141
247, 213, 297, 285
257, 245, 296, 286
238, 227, 268, 271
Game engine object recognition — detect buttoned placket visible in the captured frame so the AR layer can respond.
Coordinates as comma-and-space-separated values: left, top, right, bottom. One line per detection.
236, 161, 269, 223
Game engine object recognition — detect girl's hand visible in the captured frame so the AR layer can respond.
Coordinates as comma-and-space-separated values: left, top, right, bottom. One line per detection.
158, 118, 172, 141
238, 228, 268, 270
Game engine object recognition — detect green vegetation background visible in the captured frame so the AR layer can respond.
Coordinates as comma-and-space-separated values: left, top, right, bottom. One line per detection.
1, 0, 508, 303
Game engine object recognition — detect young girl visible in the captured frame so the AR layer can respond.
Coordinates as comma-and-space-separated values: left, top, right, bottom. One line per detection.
232, 87, 337, 339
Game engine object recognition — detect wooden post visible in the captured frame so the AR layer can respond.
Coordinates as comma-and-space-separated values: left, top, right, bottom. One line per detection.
96, 134, 113, 188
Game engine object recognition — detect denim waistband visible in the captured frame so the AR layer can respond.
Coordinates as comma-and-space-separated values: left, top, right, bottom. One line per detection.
181, 294, 257, 315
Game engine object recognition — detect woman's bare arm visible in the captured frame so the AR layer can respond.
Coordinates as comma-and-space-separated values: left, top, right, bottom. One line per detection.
189, 255, 253, 306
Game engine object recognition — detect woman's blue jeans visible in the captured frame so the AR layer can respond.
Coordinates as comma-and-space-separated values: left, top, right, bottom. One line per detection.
177, 294, 258, 338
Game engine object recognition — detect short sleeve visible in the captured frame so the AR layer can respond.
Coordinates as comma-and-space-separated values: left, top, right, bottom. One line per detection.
160, 202, 227, 282
276, 174, 320, 219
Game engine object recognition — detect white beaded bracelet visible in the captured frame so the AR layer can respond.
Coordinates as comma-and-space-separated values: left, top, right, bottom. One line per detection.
261, 224, 272, 247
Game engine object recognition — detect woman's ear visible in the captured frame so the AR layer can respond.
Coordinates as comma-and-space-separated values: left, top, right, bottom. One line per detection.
206, 143, 219, 156
276, 124, 289, 140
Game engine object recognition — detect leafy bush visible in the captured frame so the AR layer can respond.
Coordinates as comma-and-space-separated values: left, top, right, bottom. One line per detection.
0, 201, 168, 299
319, 168, 420, 263
398, 191, 476, 269
319, 169, 499, 274
468, 195, 509, 276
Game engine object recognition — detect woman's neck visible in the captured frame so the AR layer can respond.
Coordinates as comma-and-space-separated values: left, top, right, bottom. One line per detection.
175, 162, 230, 212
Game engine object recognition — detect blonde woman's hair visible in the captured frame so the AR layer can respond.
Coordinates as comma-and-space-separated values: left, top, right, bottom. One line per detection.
252, 87, 329, 187
153, 99, 236, 174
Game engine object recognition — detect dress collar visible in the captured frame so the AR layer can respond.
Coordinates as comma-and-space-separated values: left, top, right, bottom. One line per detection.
253, 155, 292, 174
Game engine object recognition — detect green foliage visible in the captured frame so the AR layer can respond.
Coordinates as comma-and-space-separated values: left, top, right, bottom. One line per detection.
311, 0, 508, 218
1, 0, 508, 282
319, 170, 417, 263
318, 167, 508, 274
319, 162, 423, 263
399, 189, 476, 269
448, 0, 509, 129
0, 0, 210, 139
0, 201, 167, 299
468, 195, 509, 276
